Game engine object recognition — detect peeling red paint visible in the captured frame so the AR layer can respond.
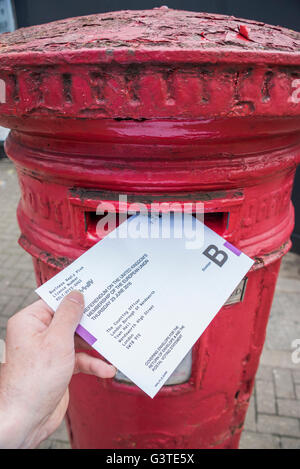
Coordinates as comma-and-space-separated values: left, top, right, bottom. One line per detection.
238, 24, 250, 41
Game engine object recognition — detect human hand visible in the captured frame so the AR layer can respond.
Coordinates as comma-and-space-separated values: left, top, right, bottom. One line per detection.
0, 290, 116, 449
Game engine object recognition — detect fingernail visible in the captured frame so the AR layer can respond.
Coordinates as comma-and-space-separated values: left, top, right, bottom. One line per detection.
109, 365, 117, 375
67, 290, 84, 307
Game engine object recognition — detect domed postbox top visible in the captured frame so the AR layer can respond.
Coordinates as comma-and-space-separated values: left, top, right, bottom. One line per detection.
0, 8, 299, 65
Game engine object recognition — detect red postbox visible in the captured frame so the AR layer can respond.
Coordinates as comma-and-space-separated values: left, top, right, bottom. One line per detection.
0, 8, 299, 449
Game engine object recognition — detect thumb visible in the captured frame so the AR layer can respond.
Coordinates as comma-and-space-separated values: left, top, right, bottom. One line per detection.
50, 290, 84, 339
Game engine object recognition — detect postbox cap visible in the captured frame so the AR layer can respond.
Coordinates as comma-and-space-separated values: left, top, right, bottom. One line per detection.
0, 8, 299, 66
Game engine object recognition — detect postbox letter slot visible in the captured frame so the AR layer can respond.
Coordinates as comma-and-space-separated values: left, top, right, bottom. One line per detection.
85, 209, 229, 243
85, 210, 130, 242
202, 212, 229, 236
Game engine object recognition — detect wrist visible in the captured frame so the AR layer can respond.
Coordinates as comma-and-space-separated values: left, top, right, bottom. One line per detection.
0, 403, 27, 448
0, 379, 33, 448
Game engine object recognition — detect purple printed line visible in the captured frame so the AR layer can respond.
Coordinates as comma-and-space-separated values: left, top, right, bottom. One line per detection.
76, 324, 97, 346
224, 241, 241, 256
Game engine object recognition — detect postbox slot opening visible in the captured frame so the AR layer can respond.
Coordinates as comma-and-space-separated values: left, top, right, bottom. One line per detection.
84, 210, 229, 241
202, 212, 229, 236
85, 210, 131, 240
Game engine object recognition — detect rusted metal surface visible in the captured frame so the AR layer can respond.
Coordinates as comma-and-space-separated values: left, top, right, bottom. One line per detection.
0, 8, 299, 449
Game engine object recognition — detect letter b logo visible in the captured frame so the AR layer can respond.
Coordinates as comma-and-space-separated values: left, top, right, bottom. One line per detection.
203, 244, 228, 267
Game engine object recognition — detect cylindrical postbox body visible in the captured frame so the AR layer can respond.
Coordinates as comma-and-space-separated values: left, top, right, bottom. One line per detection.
0, 9, 299, 449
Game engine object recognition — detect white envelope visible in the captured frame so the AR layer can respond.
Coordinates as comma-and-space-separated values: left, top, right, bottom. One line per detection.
36, 213, 254, 398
